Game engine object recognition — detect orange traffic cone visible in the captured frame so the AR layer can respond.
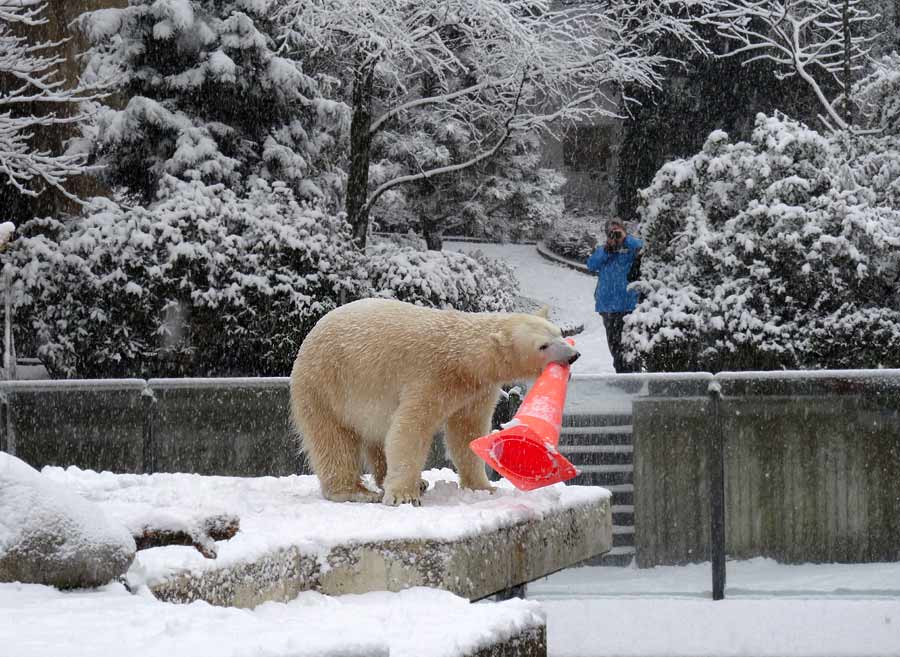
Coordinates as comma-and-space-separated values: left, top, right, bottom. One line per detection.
469, 340, 578, 491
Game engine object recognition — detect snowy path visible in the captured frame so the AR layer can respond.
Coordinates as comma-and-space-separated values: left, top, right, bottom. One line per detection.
446, 241, 615, 373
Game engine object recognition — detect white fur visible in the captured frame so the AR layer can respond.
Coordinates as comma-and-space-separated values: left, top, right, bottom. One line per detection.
289, 298, 578, 505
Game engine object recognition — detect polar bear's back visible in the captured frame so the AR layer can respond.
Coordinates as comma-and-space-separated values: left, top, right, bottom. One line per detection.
297, 298, 466, 374
289, 298, 486, 441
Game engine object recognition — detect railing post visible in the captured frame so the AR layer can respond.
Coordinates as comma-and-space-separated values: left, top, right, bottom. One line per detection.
708, 380, 726, 600
0, 390, 11, 456
141, 384, 156, 474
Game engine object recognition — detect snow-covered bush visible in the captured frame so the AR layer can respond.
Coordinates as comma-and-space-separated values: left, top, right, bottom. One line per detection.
854, 54, 900, 134
626, 113, 900, 371
367, 245, 519, 313
79, 0, 347, 204
846, 55, 900, 209
6, 178, 367, 378
543, 214, 607, 261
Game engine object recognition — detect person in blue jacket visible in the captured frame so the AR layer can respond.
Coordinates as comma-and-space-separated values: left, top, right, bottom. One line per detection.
586, 219, 644, 373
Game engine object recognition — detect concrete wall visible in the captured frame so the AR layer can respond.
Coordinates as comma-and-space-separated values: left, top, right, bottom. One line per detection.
722, 395, 900, 563
633, 372, 900, 566
1, 380, 147, 473
0, 378, 304, 476
633, 397, 714, 567
0, 377, 460, 477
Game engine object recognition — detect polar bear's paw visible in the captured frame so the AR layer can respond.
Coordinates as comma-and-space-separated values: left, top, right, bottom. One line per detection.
382, 482, 424, 507
324, 484, 383, 504
460, 480, 496, 494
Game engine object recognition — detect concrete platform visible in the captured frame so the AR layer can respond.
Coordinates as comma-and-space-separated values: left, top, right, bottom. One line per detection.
150, 491, 609, 606
43, 467, 611, 607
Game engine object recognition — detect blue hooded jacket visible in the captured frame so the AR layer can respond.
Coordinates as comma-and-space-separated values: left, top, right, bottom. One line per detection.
586, 235, 643, 313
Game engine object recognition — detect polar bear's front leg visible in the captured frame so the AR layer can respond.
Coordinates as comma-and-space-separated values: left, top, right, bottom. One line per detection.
381, 397, 442, 506
445, 388, 499, 493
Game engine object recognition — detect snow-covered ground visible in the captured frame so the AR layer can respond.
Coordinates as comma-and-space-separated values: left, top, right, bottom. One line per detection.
446, 241, 615, 374
530, 559, 900, 657
0, 583, 542, 657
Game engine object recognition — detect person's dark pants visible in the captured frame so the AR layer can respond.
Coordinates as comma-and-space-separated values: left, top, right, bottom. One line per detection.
600, 312, 632, 373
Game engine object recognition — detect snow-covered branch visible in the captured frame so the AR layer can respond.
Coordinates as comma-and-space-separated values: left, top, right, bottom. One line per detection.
277, 0, 718, 244
0, 1, 105, 202
705, 0, 879, 132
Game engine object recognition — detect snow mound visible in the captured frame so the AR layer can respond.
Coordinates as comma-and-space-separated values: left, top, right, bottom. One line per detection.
0, 453, 135, 588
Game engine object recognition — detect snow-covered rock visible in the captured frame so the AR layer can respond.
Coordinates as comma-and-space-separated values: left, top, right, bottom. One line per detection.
0, 453, 135, 588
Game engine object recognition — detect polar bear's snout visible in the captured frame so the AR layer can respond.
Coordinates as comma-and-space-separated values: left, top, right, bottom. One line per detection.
545, 339, 579, 366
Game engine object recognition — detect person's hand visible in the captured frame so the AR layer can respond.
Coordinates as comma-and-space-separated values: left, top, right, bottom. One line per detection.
605, 229, 625, 251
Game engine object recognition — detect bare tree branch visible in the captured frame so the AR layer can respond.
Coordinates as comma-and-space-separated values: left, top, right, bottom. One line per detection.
705, 0, 879, 132
1, 1, 105, 204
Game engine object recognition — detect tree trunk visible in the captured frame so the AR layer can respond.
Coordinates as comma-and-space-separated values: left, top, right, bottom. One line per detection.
842, 0, 853, 127
346, 68, 375, 248
423, 225, 444, 251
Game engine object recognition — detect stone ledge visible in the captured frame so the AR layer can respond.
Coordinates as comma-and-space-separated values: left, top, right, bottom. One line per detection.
150, 496, 610, 606
42, 467, 610, 607
470, 626, 546, 657
535, 241, 591, 274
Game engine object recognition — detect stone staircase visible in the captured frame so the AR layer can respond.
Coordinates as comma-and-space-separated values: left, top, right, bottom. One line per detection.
560, 412, 635, 566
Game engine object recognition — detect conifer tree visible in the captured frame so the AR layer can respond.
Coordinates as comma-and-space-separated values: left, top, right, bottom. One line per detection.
79, 0, 346, 205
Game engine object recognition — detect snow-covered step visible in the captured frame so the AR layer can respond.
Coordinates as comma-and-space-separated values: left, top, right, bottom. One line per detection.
576, 464, 634, 474
560, 425, 633, 435
44, 467, 611, 607
559, 444, 633, 455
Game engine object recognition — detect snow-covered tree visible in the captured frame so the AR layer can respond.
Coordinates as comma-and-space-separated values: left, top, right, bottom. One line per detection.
854, 52, 900, 134
277, 0, 715, 246
6, 177, 369, 378
0, 0, 101, 216
705, 0, 879, 131
372, 119, 565, 248
626, 112, 900, 371
78, 0, 347, 204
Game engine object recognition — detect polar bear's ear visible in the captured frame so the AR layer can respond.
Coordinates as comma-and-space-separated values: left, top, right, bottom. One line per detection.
535, 305, 551, 319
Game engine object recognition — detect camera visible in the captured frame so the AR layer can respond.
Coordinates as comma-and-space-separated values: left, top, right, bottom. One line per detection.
607, 230, 623, 240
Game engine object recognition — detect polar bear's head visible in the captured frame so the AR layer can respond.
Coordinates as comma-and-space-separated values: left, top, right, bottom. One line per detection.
494, 308, 580, 380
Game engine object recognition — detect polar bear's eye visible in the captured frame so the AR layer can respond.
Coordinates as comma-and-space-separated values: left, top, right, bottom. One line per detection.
539, 343, 550, 351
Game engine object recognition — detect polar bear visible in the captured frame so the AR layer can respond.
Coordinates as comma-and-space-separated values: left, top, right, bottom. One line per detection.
289, 298, 580, 506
